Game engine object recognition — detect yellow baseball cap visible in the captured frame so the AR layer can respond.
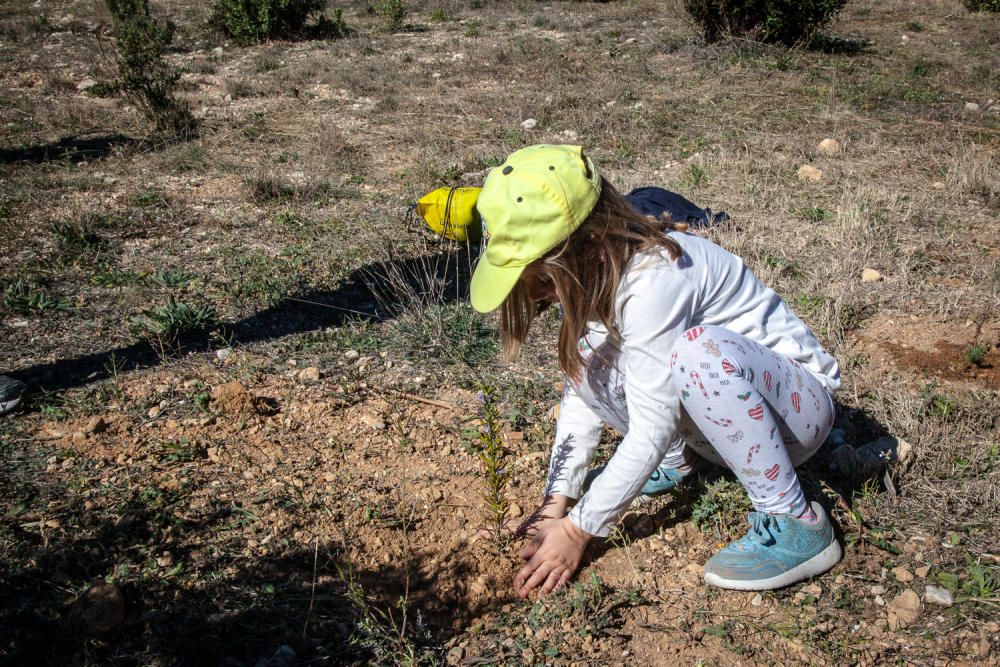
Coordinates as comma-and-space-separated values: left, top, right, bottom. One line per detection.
470, 145, 602, 313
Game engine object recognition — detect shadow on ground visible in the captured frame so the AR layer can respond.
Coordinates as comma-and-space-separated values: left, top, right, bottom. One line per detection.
0, 478, 487, 666
11, 244, 479, 397
0, 134, 141, 165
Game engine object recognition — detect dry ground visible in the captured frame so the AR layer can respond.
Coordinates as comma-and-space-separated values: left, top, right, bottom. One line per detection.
1, 0, 999, 664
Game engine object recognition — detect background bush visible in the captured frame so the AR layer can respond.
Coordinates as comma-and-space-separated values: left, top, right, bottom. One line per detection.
210, 0, 342, 45
684, 0, 848, 45
104, 0, 196, 138
963, 0, 1000, 12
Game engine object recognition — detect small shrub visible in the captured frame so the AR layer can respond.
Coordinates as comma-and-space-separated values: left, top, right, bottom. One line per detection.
51, 219, 106, 255
965, 343, 989, 367
104, 0, 196, 138
2, 279, 71, 314
209, 0, 344, 46
963, 0, 1000, 12
375, 0, 406, 32
684, 0, 848, 45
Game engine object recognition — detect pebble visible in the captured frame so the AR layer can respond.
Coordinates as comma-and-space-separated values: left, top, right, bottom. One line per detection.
298, 367, 321, 383
887, 589, 921, 630
77, 78, 98, 91
871, 585, 886, 596
915, 565, 931, 578
521, 118, 538, 130
965, 101, 981, 112
147, 406, 161, 418
508, 502, 523, 518
84, 416, 108, 434
360, 415, 386, 431
924, 585, 954, 607
445, 646, 465, 665
751, 593, 763, 607
215, 348, 231, 361
797, 164, 823, 181
932, 181, 945, 189
892, 566, 914, 583
343, 349, 360, 360
861, 268, 882, 283
817, 138, 840, 156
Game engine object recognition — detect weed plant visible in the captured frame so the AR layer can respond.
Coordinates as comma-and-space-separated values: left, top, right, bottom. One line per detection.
375, 0, 406, 32
104, 0, 196, 138
965, 343, 989, 367
130, 295, 217, 354
964, 0, 1000, 11
690, 477, 753, 541
2, 279, 71, 314
477, 385, 512, 551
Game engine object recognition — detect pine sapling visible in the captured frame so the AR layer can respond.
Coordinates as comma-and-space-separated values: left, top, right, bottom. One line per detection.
477, 385, 511, 551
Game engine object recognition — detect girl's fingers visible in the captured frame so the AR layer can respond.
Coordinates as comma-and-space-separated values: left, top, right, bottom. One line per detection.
540, 567, 565, 596
518, 562, 554, 598
519, 540, 539, 561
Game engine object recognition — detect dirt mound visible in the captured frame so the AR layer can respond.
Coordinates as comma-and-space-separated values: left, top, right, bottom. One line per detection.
210, 381, 275, 416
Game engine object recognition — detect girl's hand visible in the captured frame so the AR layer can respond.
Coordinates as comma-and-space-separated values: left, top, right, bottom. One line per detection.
510, 494, 570, 537
513, 516, 591, 598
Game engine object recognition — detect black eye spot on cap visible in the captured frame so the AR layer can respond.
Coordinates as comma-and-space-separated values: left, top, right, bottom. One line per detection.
502, 166, 513, 175
517, 196, 523, 202
549, 165, 555, 170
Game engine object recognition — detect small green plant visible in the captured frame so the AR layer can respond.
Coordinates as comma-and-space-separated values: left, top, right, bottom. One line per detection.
51, 219, 106, 255
2, 279, 71, 314
690, 477, 752, 541
797, 206, 833, 222
210, 0, 343, 45
684, 0, 848, 45
130, 295, 217, 351
963, 0, 1000, 12
104, 0, 196, 137
965, 343, 989, 367
150, 267, 196, 289
477, 385, 512, 551
926, 394, 959, 420
92, 267, 143, 288
429, 7, 449, 21
375, 0, 406, 31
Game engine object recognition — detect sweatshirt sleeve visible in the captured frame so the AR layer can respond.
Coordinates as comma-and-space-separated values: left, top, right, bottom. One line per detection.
544, 382, 604, 499
568, 260, 699, 536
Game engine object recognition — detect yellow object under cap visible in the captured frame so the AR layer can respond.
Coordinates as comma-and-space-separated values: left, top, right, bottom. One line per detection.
416, 186, 482, 242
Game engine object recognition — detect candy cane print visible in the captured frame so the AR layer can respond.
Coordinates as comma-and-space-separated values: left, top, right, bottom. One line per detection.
689, 371, 710, 399
704, 414, 733, 428
790, 392, 801, 413
746, 443, 761, 463
763, 370, 773, 392
684, 326, 705, 341
670, 350, 678, 366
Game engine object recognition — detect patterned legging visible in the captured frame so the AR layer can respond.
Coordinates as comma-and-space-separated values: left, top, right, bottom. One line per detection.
670, 325, 835, 515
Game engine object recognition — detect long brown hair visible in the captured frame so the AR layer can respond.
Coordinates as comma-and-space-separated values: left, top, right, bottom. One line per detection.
499, 181, 684, 383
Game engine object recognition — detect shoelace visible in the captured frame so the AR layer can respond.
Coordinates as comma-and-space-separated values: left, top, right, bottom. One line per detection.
745, 512, 782, 547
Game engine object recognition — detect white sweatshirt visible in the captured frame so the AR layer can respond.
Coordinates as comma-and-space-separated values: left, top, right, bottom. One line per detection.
545, 231, 841, 537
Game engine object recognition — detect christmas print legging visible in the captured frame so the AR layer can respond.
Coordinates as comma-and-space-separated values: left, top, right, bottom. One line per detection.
670, 325, 835, 516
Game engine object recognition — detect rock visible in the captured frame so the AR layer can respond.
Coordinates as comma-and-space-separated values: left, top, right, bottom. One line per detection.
76, 78, 98, 91
446, 646, 465, 665
932, 181, 945, 189
887, 589, 920, 630
562, 129, 579, 140
893, 566, 914, 583
215, 348, 232, 361
548, 403, 560, 421
915, 565, 931, 578
861, 268, 882, 283
871, 585, 886, 596
206, 446, 221, 462
360, 414, 386, 431
69, 582, 125, 634
965, 101, 981, 112
147, 406, 161, 418
801, 582, 823, 598
343, 349, 360, 360
817, 138, 840, 156
924, 585, 954, 607
508, 502, 523, 518
298, 367, 321, 383
505, 431, 524, 445
751, 593, 763, 607
875, 595, 885, 606
521, 118, 538, 130
84, 416, 108, 434
797, 164, 823, 181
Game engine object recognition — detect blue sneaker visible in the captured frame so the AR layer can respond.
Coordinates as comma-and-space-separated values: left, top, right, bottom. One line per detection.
583, 461, 703, 501
0, 375, 26, 415
703, 502, 842, 590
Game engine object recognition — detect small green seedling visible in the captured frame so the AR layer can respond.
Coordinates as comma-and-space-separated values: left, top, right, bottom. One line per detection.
477, 384, 511, 551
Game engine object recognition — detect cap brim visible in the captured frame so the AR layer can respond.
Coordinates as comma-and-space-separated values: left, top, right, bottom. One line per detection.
470, 255, 526, 313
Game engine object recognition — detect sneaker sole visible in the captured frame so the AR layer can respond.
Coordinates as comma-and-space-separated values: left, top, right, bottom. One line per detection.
0, 397, 21, 415
703, 539, 843, 591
